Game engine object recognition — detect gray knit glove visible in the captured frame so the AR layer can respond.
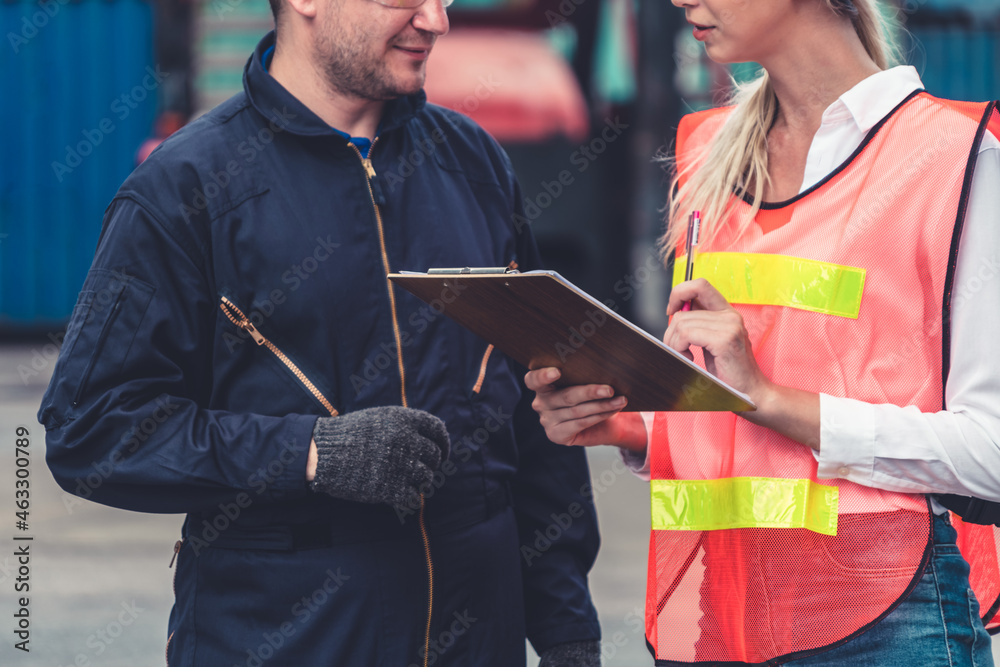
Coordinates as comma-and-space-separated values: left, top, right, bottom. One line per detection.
308, 406, 450, 507
539, 641, 602, 667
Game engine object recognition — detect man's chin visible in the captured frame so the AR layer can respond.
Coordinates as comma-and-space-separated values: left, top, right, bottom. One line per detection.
383, 76, 426, 100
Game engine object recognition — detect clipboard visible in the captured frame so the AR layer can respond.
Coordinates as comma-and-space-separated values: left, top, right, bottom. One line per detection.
389, 269, 755, 413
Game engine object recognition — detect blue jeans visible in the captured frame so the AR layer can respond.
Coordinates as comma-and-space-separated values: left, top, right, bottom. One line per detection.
785, 512, 994, 666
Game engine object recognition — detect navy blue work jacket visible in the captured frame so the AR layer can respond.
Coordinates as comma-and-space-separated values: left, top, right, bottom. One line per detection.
39, 32, 600, 665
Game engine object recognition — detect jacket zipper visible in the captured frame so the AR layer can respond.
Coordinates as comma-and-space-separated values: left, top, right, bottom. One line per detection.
348, 140, 434, 666
348, 139, 409, 408
166, 539, 183, 665
168, 539, 182, 568
419, 494, 434, 667
218, 297, 338, 417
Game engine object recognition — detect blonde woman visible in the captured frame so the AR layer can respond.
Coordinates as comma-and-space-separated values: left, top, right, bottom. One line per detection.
526, 0, 1000, 664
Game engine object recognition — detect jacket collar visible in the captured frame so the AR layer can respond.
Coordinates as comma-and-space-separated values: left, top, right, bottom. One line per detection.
243, 31, 426, 138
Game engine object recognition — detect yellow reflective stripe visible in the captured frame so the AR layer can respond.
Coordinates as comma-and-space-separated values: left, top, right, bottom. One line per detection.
650, 477, 839, 536
673, 252, 866, 318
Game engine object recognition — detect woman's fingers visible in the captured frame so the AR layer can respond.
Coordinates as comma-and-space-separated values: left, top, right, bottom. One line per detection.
666, 278, 732, 316
664, 310, 716, 359
663, 305, 769, 397
664, 309, 745, 353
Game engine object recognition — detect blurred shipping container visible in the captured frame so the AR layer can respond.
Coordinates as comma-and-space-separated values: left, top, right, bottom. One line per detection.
0, 0, 156, 331
907, 0, 1000, 102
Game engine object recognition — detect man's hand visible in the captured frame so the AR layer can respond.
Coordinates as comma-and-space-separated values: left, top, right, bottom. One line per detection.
307, 406, 450, 508
524, 368, 647, 453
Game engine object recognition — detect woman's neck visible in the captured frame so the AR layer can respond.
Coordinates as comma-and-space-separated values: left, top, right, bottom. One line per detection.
761, 14, 882, 135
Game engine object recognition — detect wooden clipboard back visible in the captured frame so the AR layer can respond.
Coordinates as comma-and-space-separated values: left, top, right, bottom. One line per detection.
389, 271, 754, 413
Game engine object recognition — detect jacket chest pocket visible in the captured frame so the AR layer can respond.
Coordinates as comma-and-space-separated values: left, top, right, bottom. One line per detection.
218, 295, 339, 417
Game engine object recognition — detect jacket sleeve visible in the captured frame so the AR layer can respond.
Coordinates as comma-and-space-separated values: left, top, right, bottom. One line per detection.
38, 195, 318, 514
506, 178, 602, 653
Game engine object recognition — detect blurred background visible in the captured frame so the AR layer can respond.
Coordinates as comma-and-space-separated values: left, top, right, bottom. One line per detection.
0, 0, 998, 664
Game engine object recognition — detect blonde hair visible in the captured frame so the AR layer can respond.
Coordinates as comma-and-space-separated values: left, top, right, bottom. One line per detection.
659, 0, 902, 256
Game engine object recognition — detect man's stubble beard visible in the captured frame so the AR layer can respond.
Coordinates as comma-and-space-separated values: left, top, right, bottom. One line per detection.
315, 19, 424, 102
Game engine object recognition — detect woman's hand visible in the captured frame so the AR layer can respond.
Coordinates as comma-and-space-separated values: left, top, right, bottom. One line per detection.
666, 278, 820, 449
524, 368, 647, 453
665, 278, 774, 403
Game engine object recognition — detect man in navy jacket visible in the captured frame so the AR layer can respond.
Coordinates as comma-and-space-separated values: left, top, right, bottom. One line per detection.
38, 0, 601, 663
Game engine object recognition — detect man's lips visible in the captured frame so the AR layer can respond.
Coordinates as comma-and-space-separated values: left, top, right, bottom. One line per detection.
394, 44, 433, 57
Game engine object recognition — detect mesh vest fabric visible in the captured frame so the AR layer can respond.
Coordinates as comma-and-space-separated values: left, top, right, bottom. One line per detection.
646, 94, 1000, 665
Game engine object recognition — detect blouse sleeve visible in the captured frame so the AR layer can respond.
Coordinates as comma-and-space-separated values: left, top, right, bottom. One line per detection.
817, 135, 1000, 502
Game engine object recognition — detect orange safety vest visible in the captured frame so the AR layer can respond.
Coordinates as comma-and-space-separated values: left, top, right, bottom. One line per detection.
646, 93, 1000, 665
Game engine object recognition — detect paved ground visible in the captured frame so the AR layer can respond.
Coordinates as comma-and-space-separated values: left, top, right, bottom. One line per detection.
0, 340, 995, 666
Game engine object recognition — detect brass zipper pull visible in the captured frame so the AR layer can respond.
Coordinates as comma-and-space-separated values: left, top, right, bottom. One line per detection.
220, 296, 264, 345
169, 539, 182, 568
362, 158, 376, 179
242, 321, 265, 346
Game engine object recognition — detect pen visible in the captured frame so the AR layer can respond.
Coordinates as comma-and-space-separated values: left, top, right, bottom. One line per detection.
681, 210, 701, 312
